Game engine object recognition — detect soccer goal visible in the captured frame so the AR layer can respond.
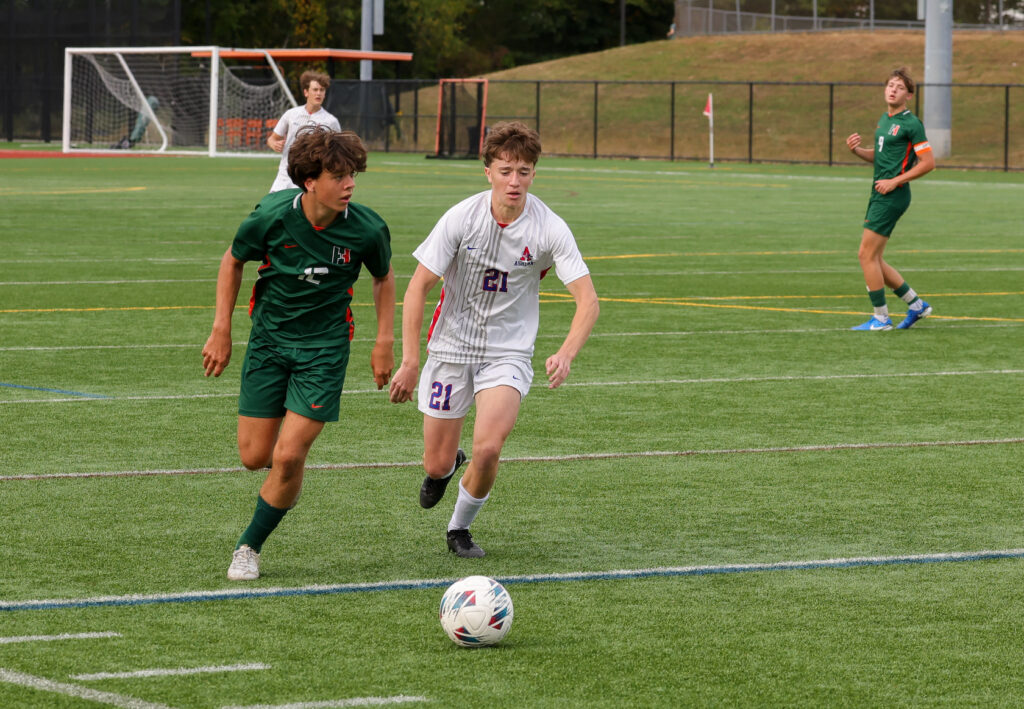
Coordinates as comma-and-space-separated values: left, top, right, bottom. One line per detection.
434, 78, 488, 159
62, 46, 297, 156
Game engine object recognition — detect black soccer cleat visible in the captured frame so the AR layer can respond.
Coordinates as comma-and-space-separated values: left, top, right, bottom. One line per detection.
446, 528, 485, 558
419, 448, 466, 509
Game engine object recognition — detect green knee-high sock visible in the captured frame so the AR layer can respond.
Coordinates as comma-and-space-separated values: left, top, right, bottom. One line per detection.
236, 495, 288, 553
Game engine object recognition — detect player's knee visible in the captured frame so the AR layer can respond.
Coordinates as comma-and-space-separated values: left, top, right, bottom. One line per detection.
239, 446, 273, 471
423, 451, 455, 479
470, 441, 503, 470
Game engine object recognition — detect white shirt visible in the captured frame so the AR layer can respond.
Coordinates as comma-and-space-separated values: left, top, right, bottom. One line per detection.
268, 105, 341, 192
414, 190, 590, 363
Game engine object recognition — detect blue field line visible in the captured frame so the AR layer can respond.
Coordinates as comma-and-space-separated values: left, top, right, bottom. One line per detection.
0, 382, 110, 399
2, 548, 1023, 613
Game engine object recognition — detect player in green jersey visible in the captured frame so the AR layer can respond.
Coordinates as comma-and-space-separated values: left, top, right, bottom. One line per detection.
202, 126, 396, 580
846, 67, 935, 331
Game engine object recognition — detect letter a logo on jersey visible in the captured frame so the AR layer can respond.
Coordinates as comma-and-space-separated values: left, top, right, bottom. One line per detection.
889, 125, 900, 137
332, 246, 352, 265
515, 246, 534, 266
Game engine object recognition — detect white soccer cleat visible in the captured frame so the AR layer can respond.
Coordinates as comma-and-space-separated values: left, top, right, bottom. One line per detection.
227, 545, 260, 581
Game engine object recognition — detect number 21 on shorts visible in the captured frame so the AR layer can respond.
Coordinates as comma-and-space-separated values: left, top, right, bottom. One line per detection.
429, 381, 453, 411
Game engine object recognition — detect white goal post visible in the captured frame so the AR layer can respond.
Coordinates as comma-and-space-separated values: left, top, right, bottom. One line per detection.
63, 46, 297, 156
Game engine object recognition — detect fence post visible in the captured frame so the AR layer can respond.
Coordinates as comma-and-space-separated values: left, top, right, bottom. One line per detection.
828, 83, 834, 166
1004, 85, 1010, 172
748, 82, 754, 163
670, 82, 676, 161
593, 81, 599, 158
536, 81, 541, 135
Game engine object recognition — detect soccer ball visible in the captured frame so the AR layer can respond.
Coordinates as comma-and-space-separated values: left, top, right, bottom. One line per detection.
438, 575, 514, 647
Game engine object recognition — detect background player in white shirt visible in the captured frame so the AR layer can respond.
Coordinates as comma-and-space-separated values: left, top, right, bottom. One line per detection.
267, 70, 341, 193
389, 121, 600, 558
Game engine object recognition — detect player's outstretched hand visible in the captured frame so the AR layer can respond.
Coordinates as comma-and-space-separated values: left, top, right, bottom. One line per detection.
388, 364, 417, 403
545, 353, 572, 389
371, 341, 394, 390
846, 133, 861, 152
202, 330, 231, 378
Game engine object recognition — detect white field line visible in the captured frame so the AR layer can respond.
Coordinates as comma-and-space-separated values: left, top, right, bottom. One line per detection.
71, 663, 270, 681
379, 159, 1024, 189
0, 631, 121, 644
222, 697, 428, 709
1, 368, 1020, 406
0, 668, 174, 709
0, 321, 1018, 355
561, 368, 1024, 388
3, 548, 1023, 614
0, 279, 214, 286
1, 437, 1021, 482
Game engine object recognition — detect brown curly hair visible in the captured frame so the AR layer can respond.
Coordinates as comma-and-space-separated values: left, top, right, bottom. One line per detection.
287, 126, 367, 191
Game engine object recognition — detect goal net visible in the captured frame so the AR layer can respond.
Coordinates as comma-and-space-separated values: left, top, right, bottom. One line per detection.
63, 46, 297, 156
434, 79, 488, 159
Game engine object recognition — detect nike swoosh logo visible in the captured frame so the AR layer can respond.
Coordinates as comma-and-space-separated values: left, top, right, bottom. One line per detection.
284, 244, 298, 248
311, 404, 323, 408
870, 324, 886, 330
466, 246, 477, 250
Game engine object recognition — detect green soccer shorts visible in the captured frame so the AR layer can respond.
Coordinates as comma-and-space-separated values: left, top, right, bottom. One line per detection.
862, 186, 911, 237
238, 336, 349, 422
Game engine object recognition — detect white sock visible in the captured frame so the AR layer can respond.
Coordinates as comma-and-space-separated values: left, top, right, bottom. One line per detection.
448, 480, 488, 532
873, 305, 890, 321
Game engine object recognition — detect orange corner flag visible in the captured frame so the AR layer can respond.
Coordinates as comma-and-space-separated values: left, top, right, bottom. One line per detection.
702, 93, 713, 119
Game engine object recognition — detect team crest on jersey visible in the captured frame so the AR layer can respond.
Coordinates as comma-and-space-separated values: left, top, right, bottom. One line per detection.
888, 125, 901, 137
513, 246, 535, 267
332, 246, 352, 265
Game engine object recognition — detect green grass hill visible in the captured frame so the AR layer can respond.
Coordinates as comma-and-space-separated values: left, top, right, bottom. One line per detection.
487, 30, 1024, 84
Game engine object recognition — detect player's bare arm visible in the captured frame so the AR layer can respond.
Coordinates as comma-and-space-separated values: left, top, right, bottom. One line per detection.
846, 133, 874, 164
874, 148, 935, 195
389, 264, 442, 403
202, 249, 245, 377
545, 275, 599, 389
267, 131, 285, 153
370, 265, 397, 390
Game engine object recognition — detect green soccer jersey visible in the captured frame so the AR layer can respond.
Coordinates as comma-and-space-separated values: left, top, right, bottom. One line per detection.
872, 109, 930, 184
231, 189, 392, 348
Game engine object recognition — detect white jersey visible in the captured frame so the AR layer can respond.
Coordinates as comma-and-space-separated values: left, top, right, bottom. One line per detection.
268, 105, 341, 192
414, 190, 590, 363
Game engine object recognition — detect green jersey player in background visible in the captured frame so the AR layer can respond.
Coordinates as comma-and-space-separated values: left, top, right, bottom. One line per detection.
846, 66, 936, 331
202, 126, 395, 580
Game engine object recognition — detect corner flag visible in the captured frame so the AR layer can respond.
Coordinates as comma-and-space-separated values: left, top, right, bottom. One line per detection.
702, 93, 714, 168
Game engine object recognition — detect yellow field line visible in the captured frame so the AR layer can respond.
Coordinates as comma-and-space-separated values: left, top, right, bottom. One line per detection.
0, 186, 148, 196
582, 295, 1024, 322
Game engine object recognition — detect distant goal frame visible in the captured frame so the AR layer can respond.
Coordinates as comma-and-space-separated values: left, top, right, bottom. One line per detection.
433, 78, 489, 159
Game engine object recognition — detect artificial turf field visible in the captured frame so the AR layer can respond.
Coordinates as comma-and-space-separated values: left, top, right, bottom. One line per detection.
1, 150, 1022, 707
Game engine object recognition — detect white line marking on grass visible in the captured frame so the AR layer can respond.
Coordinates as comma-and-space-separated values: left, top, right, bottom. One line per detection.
2, 368, 1020, 406
222, 696, 428, 708
1, 437, 1021, 482
0, 631, 121, 644
2, 549, 1022, 613
72, 663, 270, 681
0, 668, 174, 709
562, 369, 1024, 388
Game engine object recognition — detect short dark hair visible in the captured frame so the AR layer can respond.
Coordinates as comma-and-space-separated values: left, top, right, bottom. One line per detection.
482, 121, 542, 167
889, 67, 915, 94
287, 126, 367, 190
300, 70, 331, 92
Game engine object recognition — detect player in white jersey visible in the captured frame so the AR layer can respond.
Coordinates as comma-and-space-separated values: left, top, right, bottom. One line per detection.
267, 70, 342, 193
389, 121, 600, 558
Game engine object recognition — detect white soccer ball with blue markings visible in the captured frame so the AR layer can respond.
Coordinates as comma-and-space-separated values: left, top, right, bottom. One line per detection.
439, 575, 514, 647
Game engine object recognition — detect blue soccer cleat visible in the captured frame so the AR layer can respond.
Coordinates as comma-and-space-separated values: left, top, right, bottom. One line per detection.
850, 316, 893, 331
896, 301, 932, 329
